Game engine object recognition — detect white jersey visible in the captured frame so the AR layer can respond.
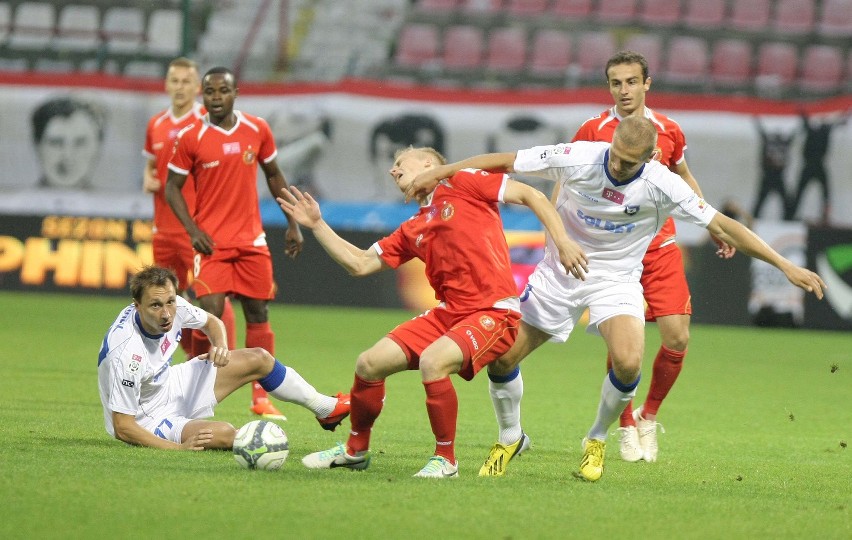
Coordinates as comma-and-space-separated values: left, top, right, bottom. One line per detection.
97, 296, 207, 437
514, 141, 717, 282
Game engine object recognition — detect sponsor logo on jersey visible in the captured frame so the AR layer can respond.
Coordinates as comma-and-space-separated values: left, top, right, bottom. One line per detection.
126, 361, 140, 373
553, 144, 571, 155
243, 146, 257, 165
602, 188, 624, 204
579, 191, 600, 203
132, 354, 142, 362
441, 202, 455, 221
576, 209, 636, 233
624, 205, 639, 215
222, 142, 241, 155
479, 315, 495, 331
121, 379, 135, 388
202, 160, 219, 169
160, 337, 171, 355
152, 142, 164, 151
465, 329, 479, 350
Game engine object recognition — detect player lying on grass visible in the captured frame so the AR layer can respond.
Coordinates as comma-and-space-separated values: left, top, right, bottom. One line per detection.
277, 146, 587, 478
97, 265, 350, 450
406, 116, 827, 481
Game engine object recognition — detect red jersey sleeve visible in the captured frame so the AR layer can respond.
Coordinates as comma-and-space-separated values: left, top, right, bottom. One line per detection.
143, 116, 156, 159
451, 168, 506, 203
168, 126, 196, 175
376, 226, 414, 269
256, 117, 278, 164
572, 119, 596, 142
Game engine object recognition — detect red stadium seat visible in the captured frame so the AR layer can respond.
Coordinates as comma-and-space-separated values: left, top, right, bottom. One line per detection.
710, 38, 753, 88
596, 0, 638, 24
506, 0, 550, 17
661, 35, 709, 86
441, 24, 485, 70
773, 0, 816, 36
639, 0, 681, 27
622, 33, 663, 74
551, 0, 594, 20
416, 0, 461, 15
394, 23, 441, 68
460, 0, 505, 15
575, 31, 617, 80
485, 27, 528, 72
799, 45, 844, 93
729, 0, 771, 32
528, 28, 573, 77
756, 42, 799, 91
817, 0, 852, 37
682, 0, 725, 30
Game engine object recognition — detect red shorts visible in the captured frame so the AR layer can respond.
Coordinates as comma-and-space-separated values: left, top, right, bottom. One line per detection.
388, 306, 521, 381
192, 245, 275, 300
152, 232, 194, 291
641, 243, 692, 321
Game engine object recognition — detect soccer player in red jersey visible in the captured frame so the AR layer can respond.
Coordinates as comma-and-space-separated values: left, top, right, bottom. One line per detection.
570, 51, 734, 462
283, 147, 587, 478
142, 57, 237, 357
165, 67, 309, 421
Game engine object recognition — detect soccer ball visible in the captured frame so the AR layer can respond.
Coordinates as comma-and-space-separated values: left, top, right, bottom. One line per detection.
232, 420, 289, 470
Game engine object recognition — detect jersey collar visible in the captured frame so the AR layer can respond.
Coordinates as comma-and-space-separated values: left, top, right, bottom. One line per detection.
135, 311, 164, 340
604, 148, 645, 186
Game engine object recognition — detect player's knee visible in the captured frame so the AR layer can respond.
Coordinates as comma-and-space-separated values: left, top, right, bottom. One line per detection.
661, 328, 689, 351
488, 355, 518, 377
213, 422, 237, 449
246, 347, 275, 376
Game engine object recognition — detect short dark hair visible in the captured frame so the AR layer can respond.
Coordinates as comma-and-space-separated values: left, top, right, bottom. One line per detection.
130, 266, 178, 302
31, 97, 106, 144
203, 66, 236, 87
605, 50, 650, 83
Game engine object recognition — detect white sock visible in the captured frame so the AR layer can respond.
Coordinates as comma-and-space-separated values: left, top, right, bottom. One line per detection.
587, 371, 638, 441
489, 368, 524, 445
266, 365, 335, 417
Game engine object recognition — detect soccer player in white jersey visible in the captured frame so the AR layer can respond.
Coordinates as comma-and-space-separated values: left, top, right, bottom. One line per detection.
407, 116, 826, 481
97, 266, 350, 450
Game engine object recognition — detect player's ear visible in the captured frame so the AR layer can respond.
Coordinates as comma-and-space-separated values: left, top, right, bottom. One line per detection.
644, 76, 652, 90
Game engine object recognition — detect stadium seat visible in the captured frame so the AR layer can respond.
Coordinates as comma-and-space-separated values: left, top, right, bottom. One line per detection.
728, 0, 771, 32
528, 28, 573, 77
817, 0, 852, 37
682, 0, 725, 30
8, 2, 55, 50
506, 0, 550, 17
53, 4, 100, 52
145, 9, 183, 56
415, 0, 461, 15
772, 0, 816, 36
710, 38, 753, 88
574, 31, 617, 81
394, 23, 441, 68
661, 35, 709, 86
484, 26, 527, 72
622, 33, 663, 74
102, 6, 145, 53
551, 0, 594, 20
124, 59, 166, 78
460, 0, 505, 15
596, 0, 638, 24
441, 24, 485, 70
798, 45, 844, 93
0, 2, 11, 45
755, 42, 799, 92
639, 0, 681, 27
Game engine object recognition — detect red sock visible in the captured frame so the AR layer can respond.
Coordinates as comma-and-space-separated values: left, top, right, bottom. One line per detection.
246, 322, 275, 402
191, 329, 210, 358
347, 374, 385, 455
221, 296, 237, 350
423, 377, 458, 464
643, 346, 687, 417
608, 352, 637, 428
179, 327, 193, 356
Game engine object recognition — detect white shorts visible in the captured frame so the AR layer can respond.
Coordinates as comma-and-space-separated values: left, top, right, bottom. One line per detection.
520, 264, 645, 342
138, 359, 219, 443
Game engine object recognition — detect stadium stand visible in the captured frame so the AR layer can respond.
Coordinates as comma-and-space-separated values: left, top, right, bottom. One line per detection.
441, 24, 485, 71
622, 33, 663, 73
0, 2, 10, 46
773, 0, 817, 36
710, 38, 754, 89
527, 27, 573, 79
798, 44, 845, 93
550, 0, 594, 20
595, 0, 638, 24
394, 22, 441, 69
728, 0, 772, 33
101, 6, 145, 54
638, 0, 681, 28
53, 4, 100, 52
8, 2, 55, 50
681, 0, 726, 30
818, 0, 852, 37
661, 35, 709, 88
484, 26, 528, 73
755, 41, 800, 95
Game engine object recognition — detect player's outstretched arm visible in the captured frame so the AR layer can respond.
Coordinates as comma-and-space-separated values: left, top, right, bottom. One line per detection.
262, 159, 303, 259
112, 411, 212, 450
504, 179, 589, 280
278, 186, 385, 276
707, 213, 826, 298
405, 152, 517, 202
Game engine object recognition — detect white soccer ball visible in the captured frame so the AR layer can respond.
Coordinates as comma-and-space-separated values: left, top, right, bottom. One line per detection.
232, 420, 289, 470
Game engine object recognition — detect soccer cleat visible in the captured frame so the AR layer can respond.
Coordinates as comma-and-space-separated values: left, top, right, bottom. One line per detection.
617, 426, 643, 463
478, 432, 531, 477
250, 398, 287, 421
633, 407, 665, 462
301, 442, 370, 471
316, 393, 351, 432
573, 438, 606, 482
414, 456, 459, 478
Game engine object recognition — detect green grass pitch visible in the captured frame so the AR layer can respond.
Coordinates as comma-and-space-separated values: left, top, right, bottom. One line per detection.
0, 291, 849, 539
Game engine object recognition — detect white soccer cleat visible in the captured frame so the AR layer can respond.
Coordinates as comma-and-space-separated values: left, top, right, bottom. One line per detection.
617, 426, 643, 462
301, 442, 370, 470
413, 456, 459, 478
633, 407, 664, 462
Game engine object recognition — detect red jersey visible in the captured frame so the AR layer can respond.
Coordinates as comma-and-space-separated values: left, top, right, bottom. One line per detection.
376, 169, 517, 313
168, 111, 277, 249
573, 106, 687, 251
143, 102, 204, 235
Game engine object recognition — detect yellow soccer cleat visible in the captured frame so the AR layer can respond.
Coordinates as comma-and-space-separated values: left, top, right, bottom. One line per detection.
574, 438, 606, 482
478, 432, 531, 477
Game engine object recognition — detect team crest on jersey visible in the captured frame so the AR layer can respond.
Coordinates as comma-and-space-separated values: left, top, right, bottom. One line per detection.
243, 146, 257, 165
624, 205, 639, 215
222, 141, 241, 155
652, 146, 663, 161
441, 202, 454, 221
124, 356, 141, 374
479, 315, 495, 331
415, 233, 424, 247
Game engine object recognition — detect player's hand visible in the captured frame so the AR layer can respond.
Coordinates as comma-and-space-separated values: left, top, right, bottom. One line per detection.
405, 169, 444, 203
277, 186, 323, 228
181, 428, 214, 451
200, 346, 230, 368
711, 234, 736, 259
189, 228, 215, 255
784, 266, 827, 300
555, 239, 589, 280
284, 222, 304, 259
142, 175, 161, 194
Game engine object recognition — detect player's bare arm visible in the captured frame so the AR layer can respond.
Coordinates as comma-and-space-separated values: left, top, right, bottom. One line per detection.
706, 213, 826, 298
142, 158, 160, 193
504, 179, 588, 280
262, 159, 304, 259
406, 152, 517, 201
165, 169, 215, 255
278, 186, 386, 276
197, 312, 230, 366
112, 411, 213, 450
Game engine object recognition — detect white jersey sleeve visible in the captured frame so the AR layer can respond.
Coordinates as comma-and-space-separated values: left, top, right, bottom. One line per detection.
646, 164, 718, 228
513, 142, 608, 182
